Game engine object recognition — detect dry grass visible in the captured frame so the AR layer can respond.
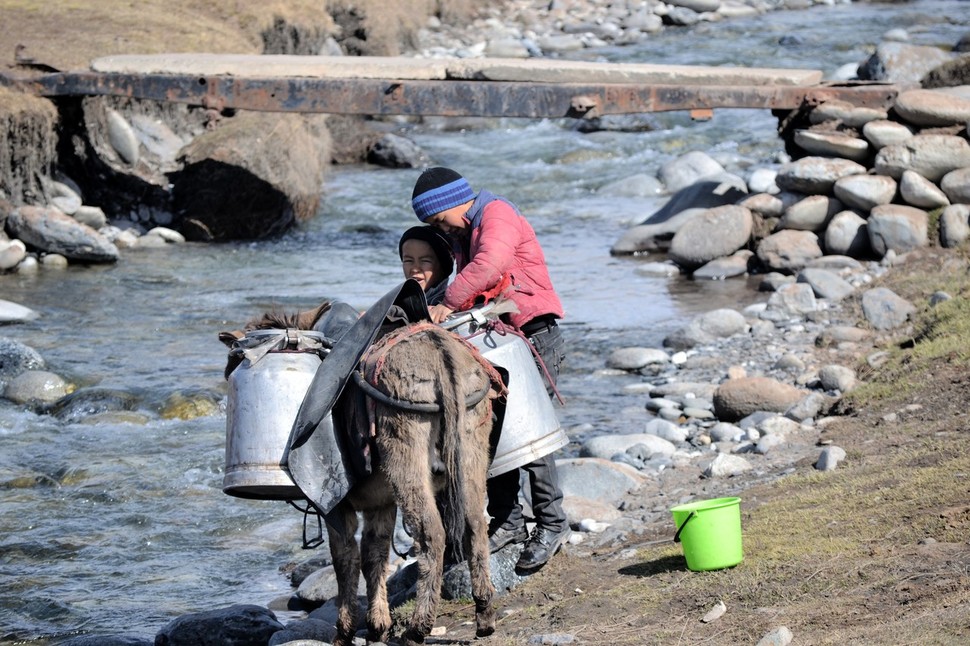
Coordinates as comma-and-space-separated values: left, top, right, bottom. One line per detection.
0, 0, 485, 71
429, 248, 970, 646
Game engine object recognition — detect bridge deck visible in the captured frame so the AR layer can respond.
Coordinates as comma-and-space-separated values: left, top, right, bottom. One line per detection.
1, 54, 900, 119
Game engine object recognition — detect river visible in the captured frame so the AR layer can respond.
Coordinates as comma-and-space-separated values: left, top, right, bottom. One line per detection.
0, 1, 966, 642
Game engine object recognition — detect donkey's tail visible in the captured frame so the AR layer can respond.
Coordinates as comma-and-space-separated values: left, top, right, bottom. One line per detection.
436, 330, 471, 561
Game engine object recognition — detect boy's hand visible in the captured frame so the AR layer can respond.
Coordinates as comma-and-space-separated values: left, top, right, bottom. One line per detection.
429, 304, 454, 324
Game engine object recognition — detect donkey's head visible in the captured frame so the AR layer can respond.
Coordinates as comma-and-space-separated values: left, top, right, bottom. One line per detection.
219, 301, 333, 379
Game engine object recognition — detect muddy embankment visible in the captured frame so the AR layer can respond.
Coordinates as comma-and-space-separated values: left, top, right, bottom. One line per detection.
0, 0, 481, 257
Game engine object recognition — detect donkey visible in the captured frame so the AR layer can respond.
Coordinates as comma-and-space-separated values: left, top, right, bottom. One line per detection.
222, 303, 502, 646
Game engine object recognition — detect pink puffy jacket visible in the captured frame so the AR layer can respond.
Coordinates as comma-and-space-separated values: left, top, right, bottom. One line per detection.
443, 190, 564, 328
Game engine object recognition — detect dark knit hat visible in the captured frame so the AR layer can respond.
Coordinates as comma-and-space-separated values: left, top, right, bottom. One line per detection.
411, 167, 476, 221
398, 225, 455, 279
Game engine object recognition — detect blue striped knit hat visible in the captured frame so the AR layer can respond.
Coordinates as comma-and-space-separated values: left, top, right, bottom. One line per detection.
411, 167, 476, 221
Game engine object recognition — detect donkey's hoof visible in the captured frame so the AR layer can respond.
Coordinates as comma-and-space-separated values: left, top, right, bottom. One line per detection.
476, 624, 496, 638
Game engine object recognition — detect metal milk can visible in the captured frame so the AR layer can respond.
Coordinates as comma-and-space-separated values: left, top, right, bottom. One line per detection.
445, 313, 568, 478
223, 329, 327, 500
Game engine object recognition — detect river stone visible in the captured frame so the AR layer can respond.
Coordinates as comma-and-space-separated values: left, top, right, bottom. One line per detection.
793, 129, 869, 162
740, 193, 782, 218
893, 88, 970, 127
796, 267, 854, 301
824, 210, 871, 258
664, 6, 702, 27
940, 167, 970, 204
702, 453, 752, 478
580, 434, 676, 460
0, 338, 46, 387
106, 108, 140, 165
873, 134, 970, 182
805, 254, 863, 271
861, 119, 913, 150
809, 99, 888, 128
73, 205, 108, 229
692, 250, 753, 279
599, 173, 664, 197
747, 168, 778, 194
832, 174, 897, 212
713, 376, 807, 422
267, 618, 338, 646
756, 229, 823, 272
606, 347, 670, 371
6, 206, 119, 263
939, 204, 970, 248
659, 150, 726, 193
366, 132, 428, 168
644, 418, 689, 444
775, 157, 867, 195
709, 422, 743, 443
129, 112, 185, 165
557, 457, 650, 504
43, 387, 139, 422
668, 204, 753, 271
818, 364, 857, 393
816, 325, 871, 346
0, 298, 38, 323
867, 204, 928, 256
763, 282, 817, 317
899, 169, 950, 208
668, 0, 720, 12
662, 308, 748, 350
815, 446, 847, 472
777, 194, 842, 232
856, 41, 953, 85
3, 370, 69, 404
0, 239, 27, 270
861, 287, 916, 330
155, 604, 283, 646
50, 180, 82, 215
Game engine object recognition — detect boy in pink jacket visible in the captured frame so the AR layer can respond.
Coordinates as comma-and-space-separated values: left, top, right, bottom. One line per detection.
411, 167, 568, 571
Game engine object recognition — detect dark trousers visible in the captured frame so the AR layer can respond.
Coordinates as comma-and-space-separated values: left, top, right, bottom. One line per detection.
487, 320, 567, 533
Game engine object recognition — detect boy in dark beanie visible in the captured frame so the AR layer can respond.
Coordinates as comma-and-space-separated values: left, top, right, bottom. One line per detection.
398, 225, 455, 306
410, 167, 569, 571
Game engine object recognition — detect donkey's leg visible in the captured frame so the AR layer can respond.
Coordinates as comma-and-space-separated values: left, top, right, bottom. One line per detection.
464, 466, 496, 637
327, 504, 361, 646
360, 506, 395, 643
398, 495, 446, 645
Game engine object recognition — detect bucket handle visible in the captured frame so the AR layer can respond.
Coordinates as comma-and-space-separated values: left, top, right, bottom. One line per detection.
673, 511, 696, 544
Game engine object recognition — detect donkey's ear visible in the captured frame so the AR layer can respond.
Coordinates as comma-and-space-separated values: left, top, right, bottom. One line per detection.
219, 330, 244, 347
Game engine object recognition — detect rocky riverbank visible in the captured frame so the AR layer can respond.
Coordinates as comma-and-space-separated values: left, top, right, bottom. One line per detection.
3, 1, 970, 645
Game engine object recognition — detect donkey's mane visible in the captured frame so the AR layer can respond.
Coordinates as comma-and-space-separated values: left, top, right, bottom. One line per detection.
246, 301, 332, 331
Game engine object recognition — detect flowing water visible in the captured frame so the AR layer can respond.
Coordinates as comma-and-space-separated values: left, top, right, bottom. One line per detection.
1, 2, 966, 642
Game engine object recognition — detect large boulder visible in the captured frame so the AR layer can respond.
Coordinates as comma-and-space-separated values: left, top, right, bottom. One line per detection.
611, 179, 747, 254
171, 112, 331, 240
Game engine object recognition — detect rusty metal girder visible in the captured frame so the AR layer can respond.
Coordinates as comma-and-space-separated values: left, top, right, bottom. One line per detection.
0, 70, 899, 118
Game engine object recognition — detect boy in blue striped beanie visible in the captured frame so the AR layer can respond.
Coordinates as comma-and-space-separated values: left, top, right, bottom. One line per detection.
411, 167, 477, 223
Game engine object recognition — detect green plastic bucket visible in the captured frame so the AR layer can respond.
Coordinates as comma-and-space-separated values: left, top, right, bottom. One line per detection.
670, 496, 743, 571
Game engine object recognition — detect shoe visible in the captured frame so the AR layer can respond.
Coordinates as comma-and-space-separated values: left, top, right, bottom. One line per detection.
488, 524, 528, 553
515, 525, 569, 571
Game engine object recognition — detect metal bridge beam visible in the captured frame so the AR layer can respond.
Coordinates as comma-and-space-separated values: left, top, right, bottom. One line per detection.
0, 70, 899, 118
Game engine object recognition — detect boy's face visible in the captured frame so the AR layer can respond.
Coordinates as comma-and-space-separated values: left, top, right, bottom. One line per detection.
401, 239, 445, 291
425, 203, 470, 236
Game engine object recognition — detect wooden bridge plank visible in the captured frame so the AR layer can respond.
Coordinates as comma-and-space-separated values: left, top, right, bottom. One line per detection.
88, 54, 826, 87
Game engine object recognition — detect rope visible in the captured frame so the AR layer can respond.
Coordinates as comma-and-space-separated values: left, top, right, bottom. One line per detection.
351, 370, 490, 412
